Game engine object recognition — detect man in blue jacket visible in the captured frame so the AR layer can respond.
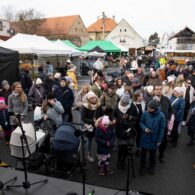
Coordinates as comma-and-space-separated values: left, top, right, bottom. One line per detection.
54, 78, 74, 122
139, 100, 166, 176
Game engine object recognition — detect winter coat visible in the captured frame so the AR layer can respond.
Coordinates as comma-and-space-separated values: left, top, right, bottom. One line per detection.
139, 110, 165, 150
54, 86, 74, 114
37, 72, 46, 82
8, 92, 28, 115
146, 95, 172, 122
46, 100, 64, 126
74, 91, 87, 109
81, 103, 103, 126
20, 70, 32, 94
43, 78, 55, 95
0, 89, 12, 104
187, 74, 195, 89
81, 103, 103, 137
0, 108, 12, 131
100, 91, 119, 112
95, 125, 115, 155
8, 93, 28, 125
91, 83, 102, 98
114, 102, 138, 141
182, 85, 195, 104
170, 96, 185, 122
186, 114, 195, 132
28, 85, 45, 106
147, 76, 162, 87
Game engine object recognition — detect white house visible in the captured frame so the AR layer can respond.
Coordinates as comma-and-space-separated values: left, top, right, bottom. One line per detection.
0, 19, 11, 40
168, 27, 195, 50
105, 19, 145, 51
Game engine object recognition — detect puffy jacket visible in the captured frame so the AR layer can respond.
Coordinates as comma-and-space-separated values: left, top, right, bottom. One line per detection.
140, 110, 165, 150
95, 125, 115, 155
170, 96, 185, 122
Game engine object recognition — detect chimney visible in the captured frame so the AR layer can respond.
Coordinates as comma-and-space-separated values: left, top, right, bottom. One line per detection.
112, 15, 115, 21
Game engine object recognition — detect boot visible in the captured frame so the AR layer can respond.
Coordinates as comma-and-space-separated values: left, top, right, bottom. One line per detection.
104, 164, 114, 175
159, 153, 165, 163
97, 165, 105, 176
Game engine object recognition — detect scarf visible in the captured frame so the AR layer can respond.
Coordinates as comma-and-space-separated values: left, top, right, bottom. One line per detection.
118, 101, 131, 114
99, 123, 108, 133
12, 91, 19, 96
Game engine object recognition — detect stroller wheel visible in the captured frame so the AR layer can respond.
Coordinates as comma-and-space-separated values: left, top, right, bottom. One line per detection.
45, 156, 56, 176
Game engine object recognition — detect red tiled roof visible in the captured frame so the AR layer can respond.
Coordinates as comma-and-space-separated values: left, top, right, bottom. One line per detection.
87, 18, 117, 33
43, 15, 80, 35
11, 15, 80, 35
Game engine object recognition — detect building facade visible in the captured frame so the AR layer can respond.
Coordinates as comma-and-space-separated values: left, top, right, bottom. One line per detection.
105, 19, 145, 51
87, 16, 117, 41
168, 27, 195, 50
11, 15, 90, 46
0, 19, 11, 40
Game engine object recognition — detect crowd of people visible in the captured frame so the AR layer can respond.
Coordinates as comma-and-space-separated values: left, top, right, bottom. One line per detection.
0, 56, 195, 177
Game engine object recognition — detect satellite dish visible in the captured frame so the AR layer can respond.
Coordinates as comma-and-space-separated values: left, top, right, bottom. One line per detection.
7, 28, 15, 36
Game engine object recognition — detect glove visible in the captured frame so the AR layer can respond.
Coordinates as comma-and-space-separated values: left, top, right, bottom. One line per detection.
157, 142, 161, 147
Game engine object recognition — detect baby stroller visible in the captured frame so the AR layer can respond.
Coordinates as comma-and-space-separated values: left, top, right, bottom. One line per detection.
9, 122, 47, 171
45, 123, 81, 177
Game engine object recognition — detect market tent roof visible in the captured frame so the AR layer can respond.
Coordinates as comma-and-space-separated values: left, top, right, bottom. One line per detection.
0, 33, 70, 55
62, 40, 79, 49
79, 40, 121, 52
0, 47, 19, 84
53, 39, 82, 56
89, 46, 105, 53
158, 49, 195, 54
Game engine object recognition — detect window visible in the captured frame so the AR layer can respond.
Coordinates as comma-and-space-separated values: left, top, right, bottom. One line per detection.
120, 29, 122, 32
124, 29, 127, 32
0, 21, 3, 31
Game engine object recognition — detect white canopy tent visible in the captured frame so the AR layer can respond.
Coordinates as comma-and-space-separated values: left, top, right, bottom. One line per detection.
53, 39, 82, 56
0, 33, 71, 55
87, 51, 106, 57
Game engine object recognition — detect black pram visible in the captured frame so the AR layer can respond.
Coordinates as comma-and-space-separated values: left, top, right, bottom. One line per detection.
45, 123, 81, 176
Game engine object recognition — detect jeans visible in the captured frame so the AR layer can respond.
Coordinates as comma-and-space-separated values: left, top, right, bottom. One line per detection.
86, 136, 93, 154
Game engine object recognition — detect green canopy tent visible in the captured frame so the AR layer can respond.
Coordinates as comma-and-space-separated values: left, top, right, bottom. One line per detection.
79, 41, 121, 53
51, 40, 79, 50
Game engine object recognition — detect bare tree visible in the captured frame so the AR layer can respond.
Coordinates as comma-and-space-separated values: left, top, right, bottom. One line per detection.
13, 8, 47, 34
0, 5, 15, 21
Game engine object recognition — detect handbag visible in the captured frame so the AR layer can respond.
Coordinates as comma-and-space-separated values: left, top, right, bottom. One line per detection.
84, 123, 94, 132
34, 106, 42, 121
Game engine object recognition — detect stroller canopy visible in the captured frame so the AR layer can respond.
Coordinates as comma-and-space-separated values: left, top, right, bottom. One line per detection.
52, 123, 80, 151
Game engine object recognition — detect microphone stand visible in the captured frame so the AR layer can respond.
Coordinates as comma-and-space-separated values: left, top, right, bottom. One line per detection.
125, 137, 135, 195
66, 122, 95, 195
6, 114, 48, 191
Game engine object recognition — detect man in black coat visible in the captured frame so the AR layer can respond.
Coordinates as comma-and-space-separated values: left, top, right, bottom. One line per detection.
153, 85, 172, 163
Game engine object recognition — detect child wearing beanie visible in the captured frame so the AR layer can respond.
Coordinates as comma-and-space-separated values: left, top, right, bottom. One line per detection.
0, 97, 12, 145
95, 115, 115, 176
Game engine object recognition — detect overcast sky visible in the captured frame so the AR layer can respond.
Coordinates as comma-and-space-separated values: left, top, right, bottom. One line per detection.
1, 0, 195, 39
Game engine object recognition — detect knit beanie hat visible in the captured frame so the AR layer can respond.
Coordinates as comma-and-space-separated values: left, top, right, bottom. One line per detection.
121, 94, 130, 104
87, 91, 97, 100
101, 116, 110, 126
54, 72, 61, 79
36, 78, 42, 85
147, 100, 159, 110
2, 80, 9, 87
0, 97, 5, 104
145, 86, 154, 94
174, 87, 183, 94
